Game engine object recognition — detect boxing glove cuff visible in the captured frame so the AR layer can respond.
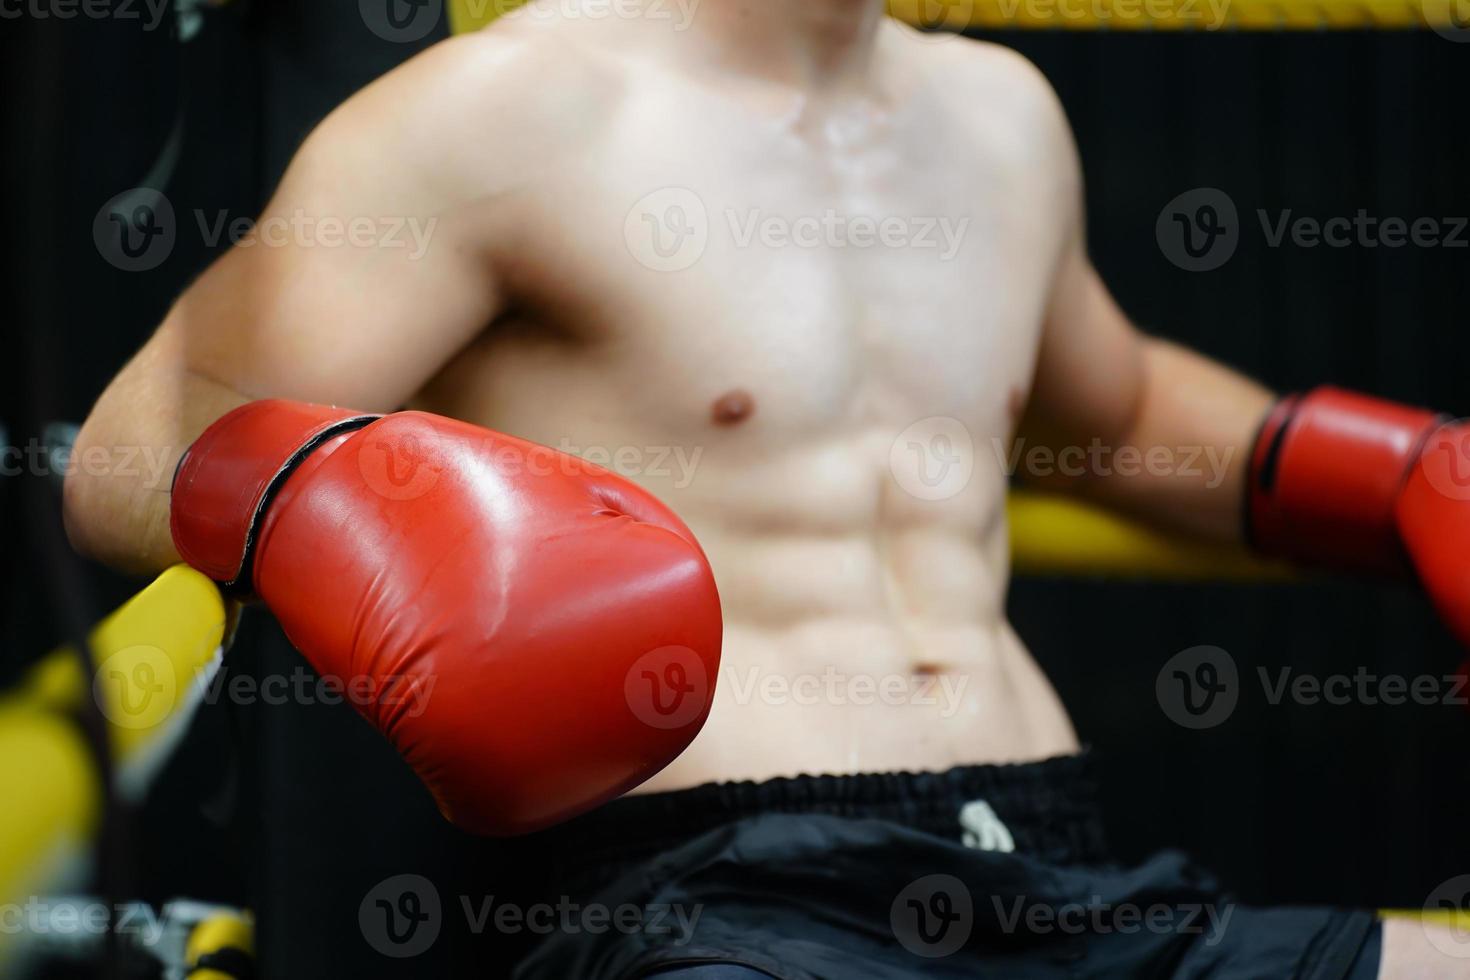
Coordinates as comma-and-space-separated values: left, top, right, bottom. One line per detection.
1247, 386, 1443, 575
171, 400, 379, 590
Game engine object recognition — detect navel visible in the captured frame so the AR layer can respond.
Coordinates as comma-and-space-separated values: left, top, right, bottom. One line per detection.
711, 389, 756, 427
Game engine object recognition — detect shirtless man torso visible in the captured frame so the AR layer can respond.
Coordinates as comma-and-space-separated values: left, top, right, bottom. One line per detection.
431, 6, 1087, 787
69, 0, 1262, 789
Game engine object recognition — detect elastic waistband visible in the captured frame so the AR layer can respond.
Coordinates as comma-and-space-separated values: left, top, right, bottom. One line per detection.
532, 753, 1109, 881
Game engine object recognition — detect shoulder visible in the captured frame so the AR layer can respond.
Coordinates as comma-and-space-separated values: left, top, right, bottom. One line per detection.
898, 30, 1057, 90
907, 31, 1072, 155
294, 15, 627, 201
883, 23, 1085, 256
890, 26, 1081, 214
395, 10, 627, 106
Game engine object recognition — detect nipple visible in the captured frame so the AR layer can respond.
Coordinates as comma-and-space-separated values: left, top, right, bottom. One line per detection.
711, 389, 756, 427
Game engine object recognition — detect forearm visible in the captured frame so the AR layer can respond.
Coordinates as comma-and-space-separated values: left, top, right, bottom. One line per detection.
1026, 339, 1274, 544
63, 323, 250, 573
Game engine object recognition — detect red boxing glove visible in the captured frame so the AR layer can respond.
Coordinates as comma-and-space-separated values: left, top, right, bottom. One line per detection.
171, 400, 722, 835
1248, 386, 1470, 646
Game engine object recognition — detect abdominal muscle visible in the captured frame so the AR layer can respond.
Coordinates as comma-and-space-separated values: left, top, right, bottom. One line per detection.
635, 505, 1081, 794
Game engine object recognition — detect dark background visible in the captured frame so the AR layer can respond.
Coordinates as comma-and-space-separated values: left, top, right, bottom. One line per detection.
3, 3, 1466, 976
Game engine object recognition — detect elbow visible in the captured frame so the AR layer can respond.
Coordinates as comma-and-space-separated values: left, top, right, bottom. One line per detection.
60, 417, 167, 572
61, 457, 174, 575
61, 428, 106, 562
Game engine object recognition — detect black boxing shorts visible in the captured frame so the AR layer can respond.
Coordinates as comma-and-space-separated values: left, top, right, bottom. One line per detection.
508, 753, 1381, 979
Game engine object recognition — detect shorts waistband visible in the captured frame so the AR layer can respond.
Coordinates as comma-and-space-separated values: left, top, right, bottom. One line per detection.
534, 752, 1109, 877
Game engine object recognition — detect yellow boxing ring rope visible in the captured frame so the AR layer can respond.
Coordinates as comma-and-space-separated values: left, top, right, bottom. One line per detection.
449, 0, 1462, 33
1, 567, 227, 968
1006, 491, 1294, 579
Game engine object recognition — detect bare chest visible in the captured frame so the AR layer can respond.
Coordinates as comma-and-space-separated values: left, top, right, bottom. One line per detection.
477, 81, 1064, 452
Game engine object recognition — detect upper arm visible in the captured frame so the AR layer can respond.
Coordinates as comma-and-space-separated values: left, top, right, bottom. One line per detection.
980, 48, 1146, 446
162, 28, 569, 412
1027, 241, 1148, 446
1001, 54, 1269, 527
